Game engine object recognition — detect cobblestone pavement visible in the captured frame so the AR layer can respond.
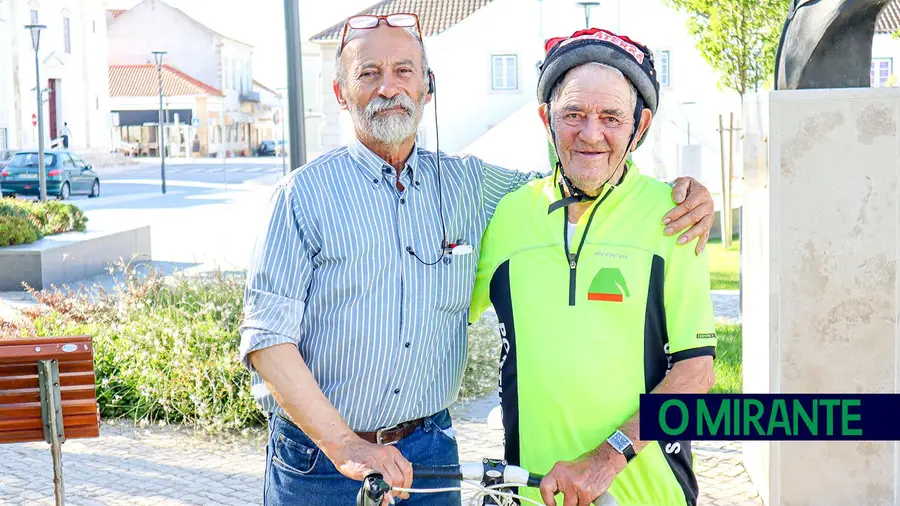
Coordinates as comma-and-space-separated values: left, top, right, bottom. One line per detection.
0, 396, 761, 506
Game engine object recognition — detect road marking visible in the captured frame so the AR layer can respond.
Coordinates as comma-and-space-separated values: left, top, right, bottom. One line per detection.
101, 178, 271, 191
70, 190, 188, 210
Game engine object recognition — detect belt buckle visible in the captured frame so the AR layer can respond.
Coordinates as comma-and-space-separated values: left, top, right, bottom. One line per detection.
375, 425, 399, 445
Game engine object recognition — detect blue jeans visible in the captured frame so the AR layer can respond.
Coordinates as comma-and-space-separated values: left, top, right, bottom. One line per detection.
264, 409, 461, 505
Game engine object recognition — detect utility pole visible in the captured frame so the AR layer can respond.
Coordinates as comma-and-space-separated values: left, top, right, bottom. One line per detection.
717, 113, 742, 249
283, 0, 307, 171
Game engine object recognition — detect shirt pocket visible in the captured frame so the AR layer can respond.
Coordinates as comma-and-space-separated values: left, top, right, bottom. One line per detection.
433, 252, 478, 314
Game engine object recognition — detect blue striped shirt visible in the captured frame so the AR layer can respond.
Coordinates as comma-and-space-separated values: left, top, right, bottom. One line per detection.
239, 138, 538, 431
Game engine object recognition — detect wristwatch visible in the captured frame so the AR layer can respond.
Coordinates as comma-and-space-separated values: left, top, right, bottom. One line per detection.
606, 430, 636, 463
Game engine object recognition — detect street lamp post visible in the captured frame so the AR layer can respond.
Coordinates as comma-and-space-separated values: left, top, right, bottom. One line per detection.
152, 51, 167, 194
25, 24, 47, 202
575, 2, 600, 28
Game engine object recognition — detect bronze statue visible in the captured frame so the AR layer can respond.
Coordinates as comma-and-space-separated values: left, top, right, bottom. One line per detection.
775, 0, 893, 89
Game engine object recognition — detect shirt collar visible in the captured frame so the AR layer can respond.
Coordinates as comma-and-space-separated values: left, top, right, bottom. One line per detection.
348, 137, 422, 191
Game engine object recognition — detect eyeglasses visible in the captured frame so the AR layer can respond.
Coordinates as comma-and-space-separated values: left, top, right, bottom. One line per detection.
339, 13, 423, 55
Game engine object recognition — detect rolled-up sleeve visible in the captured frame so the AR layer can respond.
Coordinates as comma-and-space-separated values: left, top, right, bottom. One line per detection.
239, 181, 313, 372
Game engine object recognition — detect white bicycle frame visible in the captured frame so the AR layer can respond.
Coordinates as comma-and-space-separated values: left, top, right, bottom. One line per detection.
381, 461, 619, 506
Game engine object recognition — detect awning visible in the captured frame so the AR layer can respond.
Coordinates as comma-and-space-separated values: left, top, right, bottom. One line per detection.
113, 109, 193, 127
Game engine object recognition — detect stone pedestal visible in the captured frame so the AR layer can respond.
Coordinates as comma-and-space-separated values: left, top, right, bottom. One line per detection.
741, 87, 900, 505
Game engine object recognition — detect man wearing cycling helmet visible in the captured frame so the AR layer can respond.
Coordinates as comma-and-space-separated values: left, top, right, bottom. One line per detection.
470, 28, 718, 506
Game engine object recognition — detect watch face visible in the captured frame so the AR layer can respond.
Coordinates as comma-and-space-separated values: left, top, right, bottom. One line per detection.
608, 431, 630, 451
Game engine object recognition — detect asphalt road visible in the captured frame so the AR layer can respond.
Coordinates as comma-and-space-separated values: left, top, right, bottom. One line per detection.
17, 157, 294, 270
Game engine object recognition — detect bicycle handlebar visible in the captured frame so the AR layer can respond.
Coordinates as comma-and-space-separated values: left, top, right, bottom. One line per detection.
356, 460, 618, 506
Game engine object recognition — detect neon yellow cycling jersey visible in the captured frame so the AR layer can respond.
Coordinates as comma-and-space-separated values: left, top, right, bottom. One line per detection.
469, 162, 717, 506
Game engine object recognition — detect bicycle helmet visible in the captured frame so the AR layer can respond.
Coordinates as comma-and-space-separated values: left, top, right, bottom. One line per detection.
537, 28, 660, 213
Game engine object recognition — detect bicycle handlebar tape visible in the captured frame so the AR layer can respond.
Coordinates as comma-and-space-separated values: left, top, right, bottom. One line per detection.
410, 463, 462, 479
526, 473, 543, 488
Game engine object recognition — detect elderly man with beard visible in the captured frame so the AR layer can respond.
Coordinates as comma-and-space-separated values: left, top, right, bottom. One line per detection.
239, 13, 716, 506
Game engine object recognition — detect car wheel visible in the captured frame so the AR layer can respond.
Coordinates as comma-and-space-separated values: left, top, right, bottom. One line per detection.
89, 179, 100, 198
59, 182, 70, 200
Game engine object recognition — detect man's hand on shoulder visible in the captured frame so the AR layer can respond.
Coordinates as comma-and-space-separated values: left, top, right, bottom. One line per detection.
663, 176, 714, 255
539, 445, 625, 506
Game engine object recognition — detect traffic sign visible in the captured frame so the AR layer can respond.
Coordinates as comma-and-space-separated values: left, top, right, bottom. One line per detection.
31, 113, 36, 127
192, 117, 200, 128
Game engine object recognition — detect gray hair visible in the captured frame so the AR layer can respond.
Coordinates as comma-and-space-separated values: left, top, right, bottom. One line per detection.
548, 62, 638, 119
334, 26, 430, 88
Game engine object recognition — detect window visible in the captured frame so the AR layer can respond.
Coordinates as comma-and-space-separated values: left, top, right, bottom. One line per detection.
659, 51, 671, 87
871, 58, 892, 87
0, 128, 7, 150
491, 55, 518, 90
30, 9, 38, 23
224, 58, 229, 88
63, 17, 70, 53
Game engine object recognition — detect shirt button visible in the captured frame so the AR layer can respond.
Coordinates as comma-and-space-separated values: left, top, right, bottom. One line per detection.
373, 178, 379, 184
404, 342, 410, 348
406, 246, 413, 253
415, 181, 420, 186
400, 198, 406, 204
394, 388, 401, 394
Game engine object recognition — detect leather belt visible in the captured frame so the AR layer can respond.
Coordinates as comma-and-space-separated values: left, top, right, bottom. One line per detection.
357, 417, 426, 445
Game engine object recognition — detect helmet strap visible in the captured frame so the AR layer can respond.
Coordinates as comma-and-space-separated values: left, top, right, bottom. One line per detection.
547, 95, 645, 215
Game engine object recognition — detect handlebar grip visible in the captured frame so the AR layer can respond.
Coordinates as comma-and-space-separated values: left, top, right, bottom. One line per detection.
356, 473, 389, 506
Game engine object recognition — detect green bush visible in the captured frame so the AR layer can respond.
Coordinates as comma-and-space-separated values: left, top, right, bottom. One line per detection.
0, 198, 87, 244
0, 214, 42, 246
462, 311, 502, 400
5, 264, 264, 433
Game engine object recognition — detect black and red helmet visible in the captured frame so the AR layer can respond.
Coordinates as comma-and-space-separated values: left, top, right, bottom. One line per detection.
537, 28, 660, 120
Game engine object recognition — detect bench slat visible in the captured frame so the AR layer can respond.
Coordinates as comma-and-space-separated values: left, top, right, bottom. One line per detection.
0, 359, 96, 376
0, 424, 100, 443
0, 384, 98, 405
0, 400, 99, 430
0, 371, 97, 391
0, 343, 93, 364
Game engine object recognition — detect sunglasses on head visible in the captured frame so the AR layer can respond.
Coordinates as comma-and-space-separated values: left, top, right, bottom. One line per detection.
339, 13, 423, 55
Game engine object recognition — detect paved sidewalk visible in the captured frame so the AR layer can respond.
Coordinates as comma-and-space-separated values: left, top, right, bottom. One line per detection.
0, 393, 761, 506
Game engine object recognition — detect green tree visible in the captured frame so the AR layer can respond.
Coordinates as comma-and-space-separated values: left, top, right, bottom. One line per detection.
665, 0, 791, 99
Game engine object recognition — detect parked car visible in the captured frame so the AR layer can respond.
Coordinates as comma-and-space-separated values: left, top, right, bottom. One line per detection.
0, 151, 16, 169
256, 140, 277, 156
0, 150, 100, 200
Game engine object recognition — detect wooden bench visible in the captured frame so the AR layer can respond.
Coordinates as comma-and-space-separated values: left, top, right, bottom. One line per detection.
0, 335, 101, 505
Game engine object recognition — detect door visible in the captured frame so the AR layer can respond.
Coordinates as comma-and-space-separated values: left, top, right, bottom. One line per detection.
48, 79, 59, 141
69, 153, 91, 193
59, 153, 78, 192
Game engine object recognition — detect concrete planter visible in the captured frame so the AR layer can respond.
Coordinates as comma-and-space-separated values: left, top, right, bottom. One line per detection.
0, 226, 151, 291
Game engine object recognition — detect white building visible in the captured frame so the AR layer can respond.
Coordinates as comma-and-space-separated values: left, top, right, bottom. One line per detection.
108, 63, 226, 157
106, 0, 262, 156
0, 0, 111, 152
309, 0, 544, 161
306, 0, 749, 188
873, 1, 900, 87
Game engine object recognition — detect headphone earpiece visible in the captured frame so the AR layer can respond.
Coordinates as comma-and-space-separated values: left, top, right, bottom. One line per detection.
427, 71, 435, 95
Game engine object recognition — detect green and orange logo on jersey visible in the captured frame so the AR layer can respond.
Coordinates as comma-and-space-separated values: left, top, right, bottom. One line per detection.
588, 268, 629, 302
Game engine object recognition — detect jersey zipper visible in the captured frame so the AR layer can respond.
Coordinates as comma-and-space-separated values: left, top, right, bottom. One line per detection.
562, 186, 616, 307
